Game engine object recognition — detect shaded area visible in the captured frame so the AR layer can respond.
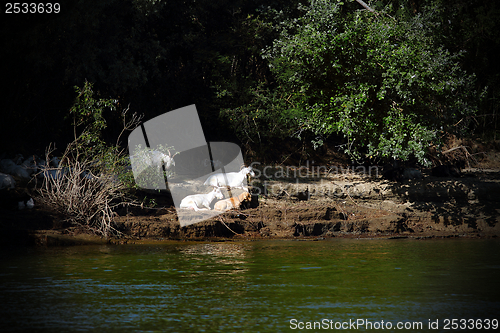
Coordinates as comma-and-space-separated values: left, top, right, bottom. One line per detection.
1, 0, 499, 160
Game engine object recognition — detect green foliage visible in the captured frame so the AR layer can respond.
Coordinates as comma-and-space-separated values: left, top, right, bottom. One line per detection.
258, 0, 477, 164
69, 81, 117, 147
36, 81, 151, 237
2, 0, 498, 158
64, 82, 136, 191
219, 83, 304, 146
373, 103, 435, 163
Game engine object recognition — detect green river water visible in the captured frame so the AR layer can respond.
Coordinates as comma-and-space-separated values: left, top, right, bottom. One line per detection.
1, 238, 499, 332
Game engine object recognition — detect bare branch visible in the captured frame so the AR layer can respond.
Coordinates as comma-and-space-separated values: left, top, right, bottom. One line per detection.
116, 104, 144, 148
355, 0, 374, 12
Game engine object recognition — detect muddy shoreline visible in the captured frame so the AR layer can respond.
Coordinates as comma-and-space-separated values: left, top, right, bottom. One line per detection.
3, 168, 498, 247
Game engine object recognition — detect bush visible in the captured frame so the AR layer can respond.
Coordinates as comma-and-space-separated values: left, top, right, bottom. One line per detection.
37, 82, 141, 237
37, 148, 127, 237
223, 1, 478, 164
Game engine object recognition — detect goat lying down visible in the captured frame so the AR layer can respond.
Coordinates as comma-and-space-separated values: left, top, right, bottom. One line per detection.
214, 191, 251, 211
204, 166, 255, 192
179, 187, 224, 211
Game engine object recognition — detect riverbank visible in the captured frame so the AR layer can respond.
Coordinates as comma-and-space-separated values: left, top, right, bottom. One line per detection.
113, 139, 500, 242
3, 166, 498, 247
115, 167, 500, 241
2, 138, 500, 246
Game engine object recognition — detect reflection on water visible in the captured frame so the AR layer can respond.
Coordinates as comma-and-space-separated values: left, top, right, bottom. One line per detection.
0, 239, 499, 332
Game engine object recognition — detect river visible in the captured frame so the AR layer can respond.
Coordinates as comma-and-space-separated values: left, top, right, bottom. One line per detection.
1, 238, 499, 332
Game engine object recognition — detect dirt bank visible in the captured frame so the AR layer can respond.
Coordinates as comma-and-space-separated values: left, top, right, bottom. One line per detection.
111, 167, 499, 242
2, 147, 500, 246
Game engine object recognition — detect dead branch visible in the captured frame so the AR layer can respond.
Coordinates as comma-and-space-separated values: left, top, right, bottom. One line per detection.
37, 144, 131, 238
442, 145, 478, 168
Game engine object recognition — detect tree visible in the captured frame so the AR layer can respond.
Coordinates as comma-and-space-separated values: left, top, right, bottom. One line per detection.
258, 0, 477, 164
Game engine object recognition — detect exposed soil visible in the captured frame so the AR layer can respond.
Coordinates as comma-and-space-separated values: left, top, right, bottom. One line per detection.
113, 167, 500, 242
2, 140, 500, 246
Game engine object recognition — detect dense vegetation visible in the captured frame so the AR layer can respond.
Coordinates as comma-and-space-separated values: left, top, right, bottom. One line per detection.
2, 0, 499, 165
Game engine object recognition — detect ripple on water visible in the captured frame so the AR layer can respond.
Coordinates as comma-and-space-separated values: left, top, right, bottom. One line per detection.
0, 239, 498, 332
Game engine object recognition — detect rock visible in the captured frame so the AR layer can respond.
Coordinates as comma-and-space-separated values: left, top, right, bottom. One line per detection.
0, 159, 32, 179
26, 198, 34, 209
0, 173, 16, 190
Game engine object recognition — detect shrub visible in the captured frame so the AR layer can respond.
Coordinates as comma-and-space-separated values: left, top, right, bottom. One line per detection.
37, 148, 126, 237
37, 82, 142, 237
224, 1, 478, 164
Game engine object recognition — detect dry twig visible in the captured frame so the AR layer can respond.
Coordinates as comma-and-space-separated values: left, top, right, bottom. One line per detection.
37, 146, 129, 237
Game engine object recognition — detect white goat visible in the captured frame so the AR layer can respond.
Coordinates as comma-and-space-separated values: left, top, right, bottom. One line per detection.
130, 149, 175, 174
150, 150, 175, 169
179, 187, 224, 211
203, 166, 255, 192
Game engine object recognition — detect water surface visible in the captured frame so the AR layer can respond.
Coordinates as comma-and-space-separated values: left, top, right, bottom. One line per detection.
1, 238, 499, 332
